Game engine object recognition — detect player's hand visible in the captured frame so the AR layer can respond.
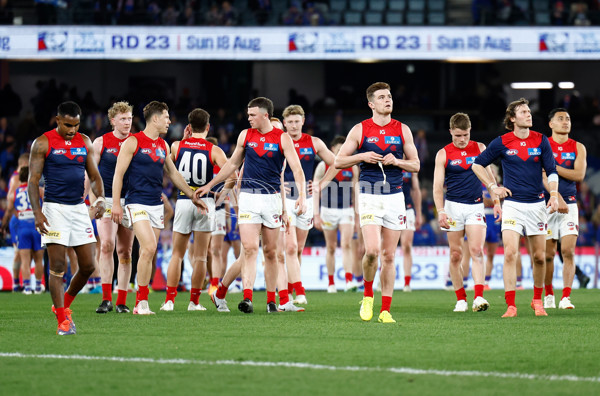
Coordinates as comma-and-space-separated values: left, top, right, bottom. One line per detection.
195, 186, 211, 199
362, 151, 384, 164
281, 211, 290, 233
183, 124, 193, 140
438, 211, 451, 229
313, 213, 323, 231
493, 204, 502, 222
294, 195, 306, 216
415, 212, 423, 230
547, 196, 558, 214
192, 195, 209, 215
111, 203, 123, 225
91, 201, 105, 220
307, 180, 314, 196
558, 196, 569, 214
34, 210, 51, 235
382, 153, 397, 166
491, 186, 511, 199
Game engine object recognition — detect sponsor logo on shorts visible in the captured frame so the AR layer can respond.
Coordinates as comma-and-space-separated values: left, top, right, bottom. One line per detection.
538, 222, 545, 231
323, 221, 333, 227
46, 231, 61, 239
547, 229, 552, 235
86, 228, 93, 233
133, 210, 147, 218
503, 219, 516, 226
239, 213, 251, 219
506, 149, 518, 156
361, 214, 375, 223
447, 220, 456, 227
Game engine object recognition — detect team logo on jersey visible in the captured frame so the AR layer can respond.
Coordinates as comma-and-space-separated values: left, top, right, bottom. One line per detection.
366, 137, 379, 143
52, 149, 66, 155
260, 137, 265, 142
461, 151, 467, 156
561, 152, 575, 160
299, 148, 313, 156
247, 142, 258, 148
520, 142, 526, 146
106, 148, 118, 153
86, 228, 93, 234
263, 143, 279, 151
156, 149, 166, 158
380, 130, 386, 134
553, 153, 558, 158
537, 222, 545, 231
341, 170, 352, 178
384, 136, 400, 145
466, 156, 477, 164
528, 148, 541, 156
506, 149, 518, 156
450, 159, 462, 166
70, 147, 87, 156
141, 148, 152, 154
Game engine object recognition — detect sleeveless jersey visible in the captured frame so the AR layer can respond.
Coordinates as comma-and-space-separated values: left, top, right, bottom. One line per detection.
241, 127, 285, 194
357, 118, 405, 195
125, 132, 167, 206
444, 140, 483, 204
43, 129, 87, 205
549, 137, 578, 204
14, 183, 36, 221
213, 164, 225, 210
174, 137, 214, 200
403, 171, 414, 209
474, 130, 557, 203
283, 133, 315, 198
99, 131, 131, 198
322, 164, 353, 209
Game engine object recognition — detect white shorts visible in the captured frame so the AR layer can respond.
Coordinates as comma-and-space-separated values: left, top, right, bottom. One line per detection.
501, 200, 547, 236
41, 202, 96, 247
546, 203, 579, 240
212, 208, 226, 236
358, 192, 406, 231
441, 201, 486, 232
320, 207, 355, 230
286, 196, 314, 231
238, 192, 282, 229
173, 198, 215, 234
102, 197, 131, 228
126, 204, 164, 229
405, 208, 416, 232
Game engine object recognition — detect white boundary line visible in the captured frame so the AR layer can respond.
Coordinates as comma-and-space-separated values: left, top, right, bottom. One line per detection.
1, 352, 599, 383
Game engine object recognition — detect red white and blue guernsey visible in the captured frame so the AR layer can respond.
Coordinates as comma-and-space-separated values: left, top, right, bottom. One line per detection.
99, 132, 131, 198
241, 127, 285, 194
174, 137, 214, 200
549, 137, 578, 204
284, 133, 315, 199
43, 129, 87, 205
125, 132, 167, 206
357, 118, 404, 195
474, 130, 557, 203
323, 164, 353, 209
444, 140, 483, 204
14, 183, 36, 221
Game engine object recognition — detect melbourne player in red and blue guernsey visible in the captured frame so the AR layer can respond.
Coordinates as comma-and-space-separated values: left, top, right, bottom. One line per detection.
91, 101, 135, 314
472, 98, 559, 318
543, 108, 587, 310
433, 113, 498, 314
197, 97, 306, 314
111, 101, 207, 315
335, 82, 420, 324
28, 101, 106, 335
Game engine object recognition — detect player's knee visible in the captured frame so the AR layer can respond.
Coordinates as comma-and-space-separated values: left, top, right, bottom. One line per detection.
139, 244, 157, 260
263, 249, 277, 263
363, 250, 379, 265
469, 247, 483, 259
286, 243, 298, 256
449, 249, 462, 264
100, 240, 115, 255
532, 252, 545, 266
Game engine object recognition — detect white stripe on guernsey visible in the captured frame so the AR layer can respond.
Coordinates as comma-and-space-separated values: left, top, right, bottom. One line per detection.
1, 352, 599, 383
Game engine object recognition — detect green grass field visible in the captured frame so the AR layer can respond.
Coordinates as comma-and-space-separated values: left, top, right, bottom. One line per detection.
1, 288, 599, 395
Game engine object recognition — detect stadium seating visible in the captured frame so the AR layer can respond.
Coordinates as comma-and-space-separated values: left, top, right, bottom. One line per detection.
365, 11, 384, 25
349, 0, 368, 11
407, 0, 426, 12
329, 0, 348, 13
385, 11, 405, 24
388, 0, 407, 12
428, 11, 446, 25
368, 0, 387, 11
343, 10, 363, 25
428, 0, 446, 12
534, 11, 551, 25
406, 10, 425, 24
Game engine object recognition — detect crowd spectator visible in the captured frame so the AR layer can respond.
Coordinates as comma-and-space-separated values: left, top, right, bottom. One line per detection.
570, 1, 591, 25
551, 0, 569, 25
249, 0, 271, 25
282, 1, 302, 25
221, 1, 238, 25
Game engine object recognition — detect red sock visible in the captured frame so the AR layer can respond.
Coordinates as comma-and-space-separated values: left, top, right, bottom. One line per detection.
345, 272, 353, 283
364, 280, 374, 298
138, 285, 149, 302
116, 289, 127, 306
328, 275, 335, 286
64, 292, 76, 309
404, 276, 411, 287
190, 288, 201, 304
210, 277, 219, 287
562, 287, 572, 299
455, 287, 467, 301
267, 291, 276, 304
474, 284, 484, 298
279, 290, 289, 305
293, 282, 305, 296
288, 282, 293, 294
166, 286, 177, 303
545, 284, 554, 296
533, 286, 543, 300
381, 295, 392, 312
102, 283, 112, 301
55, 306, 66, 324
505, 290, 516, 307
243, 288, 253, 301
216, 282, 228, 299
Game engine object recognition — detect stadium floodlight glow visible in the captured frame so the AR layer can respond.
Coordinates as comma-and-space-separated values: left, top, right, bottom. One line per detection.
445, 57, 495, 63
355, 58, 379, 63
510, 82, 553, 89
558, 82, 575, 89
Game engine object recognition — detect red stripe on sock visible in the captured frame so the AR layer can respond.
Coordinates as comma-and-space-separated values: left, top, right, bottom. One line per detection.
64, 292, 76, 309
364, 280, 374, 298
533, 286, 543, 300
562, 287, 572, 299
116, 289, 127, 306
243, 288, 253, 301
505, 290, 516, 307
102, 283, 112, 301
381, 296, 392, 312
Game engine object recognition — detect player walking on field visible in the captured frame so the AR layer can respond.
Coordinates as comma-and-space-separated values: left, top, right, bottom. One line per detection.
472, 98, 559, 318
433, 113, 497, 313
543, 108, 587, 310
335, 82, 420, 324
